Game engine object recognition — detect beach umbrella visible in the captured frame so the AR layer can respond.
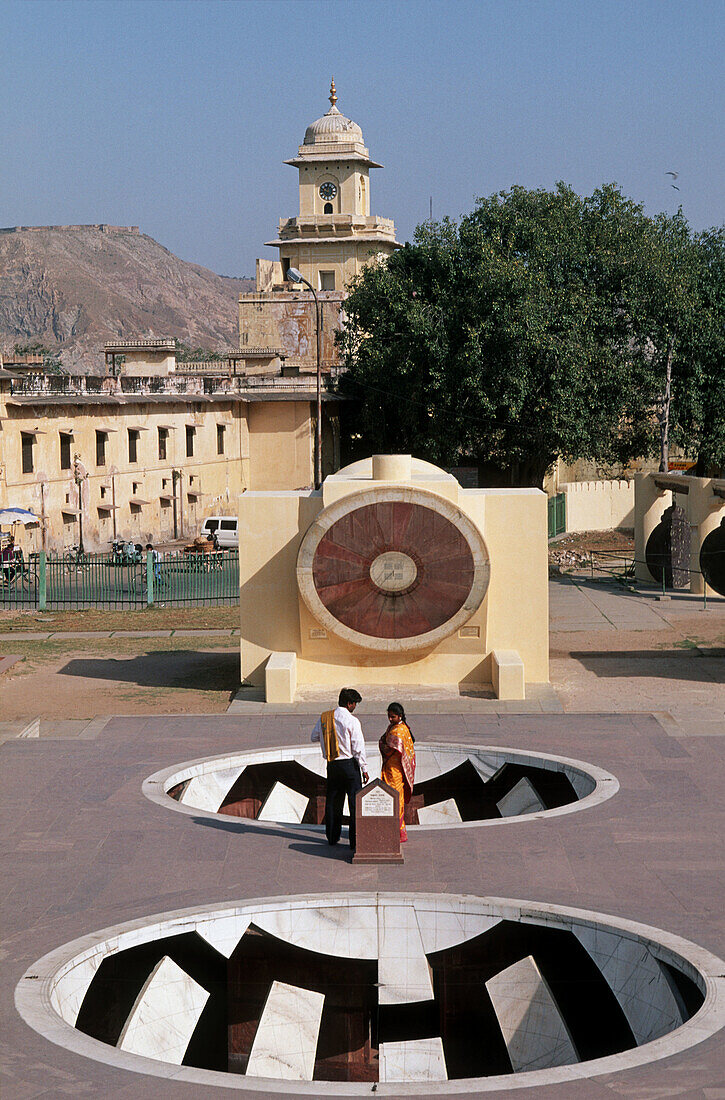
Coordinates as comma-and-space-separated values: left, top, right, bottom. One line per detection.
0, 507, 40, 525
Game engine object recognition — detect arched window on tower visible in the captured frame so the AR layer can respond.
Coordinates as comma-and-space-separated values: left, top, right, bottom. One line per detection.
324, 202, 333, 214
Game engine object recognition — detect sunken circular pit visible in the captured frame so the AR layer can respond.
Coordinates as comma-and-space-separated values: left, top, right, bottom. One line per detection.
143, 742, 619, 830
16, 893, 725, 1093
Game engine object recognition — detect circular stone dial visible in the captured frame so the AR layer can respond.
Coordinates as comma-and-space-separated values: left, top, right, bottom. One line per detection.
311, 500, 476, 640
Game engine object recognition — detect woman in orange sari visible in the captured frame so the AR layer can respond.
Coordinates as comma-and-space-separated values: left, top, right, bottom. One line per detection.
379, 702, 416, 842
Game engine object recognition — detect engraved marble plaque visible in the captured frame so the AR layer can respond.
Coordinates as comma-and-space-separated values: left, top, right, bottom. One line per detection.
361, 787, 395, 817
353, 779, 403, 865
369, 551, 418, 594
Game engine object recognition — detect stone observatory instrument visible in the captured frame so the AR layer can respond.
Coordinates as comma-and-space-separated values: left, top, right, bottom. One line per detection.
296, 487, 491, 652
238, 455, 550, 701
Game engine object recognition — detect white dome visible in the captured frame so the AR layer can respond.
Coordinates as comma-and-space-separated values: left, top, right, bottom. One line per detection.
303, 80, 364, 146
304, 106, 363, 144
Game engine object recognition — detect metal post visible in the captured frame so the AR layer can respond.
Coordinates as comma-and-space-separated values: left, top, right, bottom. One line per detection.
38, 550, 46, 611
146, 548, 154, 606
111, 473, 117, 540
74, 455, 85, 554
314, 289, 322, 489
176, 469, 184, 539
40, 481, 46, 551
285, 269, 323, 489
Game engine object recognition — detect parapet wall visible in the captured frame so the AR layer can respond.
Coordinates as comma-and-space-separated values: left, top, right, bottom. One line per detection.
561, 479, 634, 532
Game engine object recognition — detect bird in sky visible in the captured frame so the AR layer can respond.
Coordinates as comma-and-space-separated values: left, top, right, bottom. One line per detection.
671, 184, 680, 191
666, 171, 679, 179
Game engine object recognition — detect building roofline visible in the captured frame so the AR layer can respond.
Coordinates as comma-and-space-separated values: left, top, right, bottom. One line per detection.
265, 236, 401, 248
284, 155, 383, 169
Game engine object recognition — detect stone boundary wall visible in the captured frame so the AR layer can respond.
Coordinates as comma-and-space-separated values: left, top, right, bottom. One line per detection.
0, 224, 140, 235
561, 479, 634, 532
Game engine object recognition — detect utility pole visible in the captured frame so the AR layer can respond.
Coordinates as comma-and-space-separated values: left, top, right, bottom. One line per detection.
285, 267, 323, 488
73, 454, 87, 554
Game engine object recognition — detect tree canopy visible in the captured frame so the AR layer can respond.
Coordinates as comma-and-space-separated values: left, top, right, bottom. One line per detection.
670, 226, 725, 474
338, 183, 723, 484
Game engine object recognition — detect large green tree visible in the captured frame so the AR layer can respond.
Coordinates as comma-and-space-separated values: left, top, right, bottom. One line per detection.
622, 210, 702, 472
670, 226, 725, 475
338, 183, 716, 486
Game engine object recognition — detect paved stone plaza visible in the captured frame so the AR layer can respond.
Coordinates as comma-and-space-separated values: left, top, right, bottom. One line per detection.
1, 577, 724, 1096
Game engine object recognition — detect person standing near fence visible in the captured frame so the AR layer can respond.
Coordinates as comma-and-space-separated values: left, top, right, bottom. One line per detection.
146, 542, 161, 582
1, 534, 16, 585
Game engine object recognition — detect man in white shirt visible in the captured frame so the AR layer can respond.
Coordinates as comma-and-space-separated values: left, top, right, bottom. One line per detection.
311, 687, 369, 851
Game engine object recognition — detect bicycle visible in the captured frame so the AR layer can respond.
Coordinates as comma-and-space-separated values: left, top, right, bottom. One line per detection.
64, 544, 89, 573
1, 550, 38, 591
131, 563, 168, 598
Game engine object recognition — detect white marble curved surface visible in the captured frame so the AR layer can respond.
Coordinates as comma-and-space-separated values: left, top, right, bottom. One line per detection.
486, 955, 578, 1071
145, 742, 617, 831
116, 956, 209, 1065
17, 892, 723, 1095
246, 981, 324, 1081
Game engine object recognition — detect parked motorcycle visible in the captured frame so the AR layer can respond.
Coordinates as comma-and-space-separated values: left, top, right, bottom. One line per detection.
111, 538, 144, 565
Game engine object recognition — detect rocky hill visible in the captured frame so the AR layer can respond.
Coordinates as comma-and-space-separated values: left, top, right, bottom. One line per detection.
0, 224, 255, 370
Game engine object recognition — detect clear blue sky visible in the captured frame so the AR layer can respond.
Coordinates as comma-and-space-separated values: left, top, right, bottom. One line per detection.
2, 0, 723, 276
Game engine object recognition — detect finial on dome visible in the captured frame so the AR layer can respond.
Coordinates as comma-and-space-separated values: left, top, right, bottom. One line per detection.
329, 77, 337, 108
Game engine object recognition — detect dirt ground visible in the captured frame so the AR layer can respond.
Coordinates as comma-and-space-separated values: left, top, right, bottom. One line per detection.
549, 528, 635, 575
549, 529, 635, 555
1, 536, 722, 722
0, 605, 239, 633
0, 637, 239, 718
1, 608, 722, 721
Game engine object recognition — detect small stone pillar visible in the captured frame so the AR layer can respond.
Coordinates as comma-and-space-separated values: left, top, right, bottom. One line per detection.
372, 454, 412, 482
634, 474, 670, 583
352, 779, 403, 864
687, 479, 722, 595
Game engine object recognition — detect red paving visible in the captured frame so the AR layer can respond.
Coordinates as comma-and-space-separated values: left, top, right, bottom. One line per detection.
1, 710, 724, 1097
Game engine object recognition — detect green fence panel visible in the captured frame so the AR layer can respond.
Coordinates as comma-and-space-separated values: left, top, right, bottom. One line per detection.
556, 493, 566, 535
37, 548, 239, 609
548, 493, 566, 538
146, 550, 154, 606
0, 551, 40, 608
38, 551, 47, 611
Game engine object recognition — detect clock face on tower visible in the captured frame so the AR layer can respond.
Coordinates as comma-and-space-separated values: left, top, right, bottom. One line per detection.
319, 181, 337, 200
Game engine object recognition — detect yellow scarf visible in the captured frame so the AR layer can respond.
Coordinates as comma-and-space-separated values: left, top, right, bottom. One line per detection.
320, 709, 339, 761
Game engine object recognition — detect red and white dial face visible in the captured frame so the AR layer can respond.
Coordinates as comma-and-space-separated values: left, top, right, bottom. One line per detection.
312, 501, 474, 639
297, 489, 489, 651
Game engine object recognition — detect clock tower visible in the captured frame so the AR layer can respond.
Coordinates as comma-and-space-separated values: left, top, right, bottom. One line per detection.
239, 82, 399, 378
265, 79, 399, 292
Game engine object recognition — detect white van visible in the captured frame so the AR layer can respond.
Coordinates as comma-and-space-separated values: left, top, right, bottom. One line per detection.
200, 516, 239, 548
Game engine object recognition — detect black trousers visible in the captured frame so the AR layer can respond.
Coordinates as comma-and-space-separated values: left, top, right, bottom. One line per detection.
325, 758, 362, 849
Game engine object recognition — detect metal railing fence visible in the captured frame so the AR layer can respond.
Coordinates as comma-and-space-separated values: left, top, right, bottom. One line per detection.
580, 550, 723, 608
0, 549, 239, 609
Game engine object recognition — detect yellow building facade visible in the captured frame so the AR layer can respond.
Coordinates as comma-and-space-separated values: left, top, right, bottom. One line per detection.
1, 85, 398, 554
0, 351, 334, 553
